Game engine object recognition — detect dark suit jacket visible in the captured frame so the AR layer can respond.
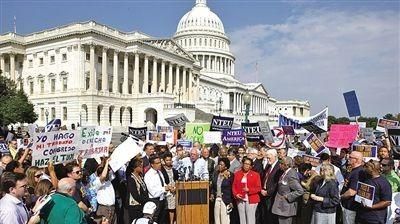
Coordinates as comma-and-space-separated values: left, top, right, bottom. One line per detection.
252, 158, 264, 179
211, 171, 234, 205
126, 173, 148, 207
161, 166, 178, 185
262, 161, 283, 198
205, 157, 216, 180
312, 179, 340, 213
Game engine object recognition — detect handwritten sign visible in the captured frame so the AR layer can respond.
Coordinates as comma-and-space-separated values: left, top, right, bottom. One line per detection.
325, 124, 359, 148
222, 129, 246, 146
352, 144, 378, 160
355, 181, 375, 207
376, 118, 399, 132
32, 130, 79, 167
210, 116, 234, 131
304, 133, 325, 154
185, 123, 210, 144
303, 155, 321, 167
79, 126, 112, 158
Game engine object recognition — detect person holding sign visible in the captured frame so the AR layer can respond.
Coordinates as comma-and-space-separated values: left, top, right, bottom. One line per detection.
310, 164, 340, 224
356, 160, 392, 224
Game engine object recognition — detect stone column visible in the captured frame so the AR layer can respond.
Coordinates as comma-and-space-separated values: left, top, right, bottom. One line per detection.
102, 47, 108, 92
142, 55, 149, 93
0, 54, 5, 75
167, 63, 173, 94
213, 55, 216, 72
79, 45, 85, 90
89, 45, 96, 90
133, 53, 140, 94
9, 53, 15, 81
188, 70, 193, 102
175, 65, 180, 94
151, 57, 158, 93
160, 60, 166, 92
195, 74, 200, 101
233, 92, 237, 114
113, 50, 119, 93
202, 55, 205, 68
231, 61, 235, 75
111, 107, 120, 126
207, 55, 211, 70
182, 68, 187, 101
123, 52, 129, 94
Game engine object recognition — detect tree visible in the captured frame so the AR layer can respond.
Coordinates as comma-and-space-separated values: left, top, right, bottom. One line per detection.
0, 74, 37, 126
383, 113, 400, 121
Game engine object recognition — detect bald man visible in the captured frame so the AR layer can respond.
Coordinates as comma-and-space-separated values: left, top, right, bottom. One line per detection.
41, 178, 86, 224
181, 148, 209, 180
340, 151, 366, 224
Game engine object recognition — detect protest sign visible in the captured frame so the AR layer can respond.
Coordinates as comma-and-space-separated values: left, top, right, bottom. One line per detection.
300, 122, 326, 134
282, 126, 295, 135
157, 126, 174, 144
185, 123, 210, 144
279, 107, 328, 132
303, 155, 321, 167
32, 130, 79, 167
258, 121, 274, 143
203, 131, 222, 144
5, 132, 14, 142
17, 138, 32, 151
376, 118, 399, 132
360, 128, 375, 142
79, 126, 112, 158
0, 142, 9, 155
288, 148, 305, 158
304, 133, 325, 154
352, 144, 378, 160
146, 131, 167, 144
221, 129, 245, 146
343, 90, 361, 117
109, 137, 141, 172
325, 124, 359, 148
350, 122, 366, 129
165, 113, 189, 127
210, 116, 234, 131
177, 140, 193, 150
355, 181, 375, 207
28, 124, 38, 136
241, 122, 261, 142
270, 128, 286, 148
128, 127, 147, 141
388, 127, 400, 160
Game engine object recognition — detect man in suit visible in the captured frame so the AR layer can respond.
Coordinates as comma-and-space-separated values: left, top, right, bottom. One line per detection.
247, 148, 263, 178
142, 143, 155, 173
227, 148, 241, 173
257, 149, 283, 224
272, 156, 304, 224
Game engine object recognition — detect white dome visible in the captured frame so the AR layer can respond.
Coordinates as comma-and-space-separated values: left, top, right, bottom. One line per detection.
176, 0, 225, 36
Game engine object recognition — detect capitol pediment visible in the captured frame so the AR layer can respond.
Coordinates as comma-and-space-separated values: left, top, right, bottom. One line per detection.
141, 39, 194, 61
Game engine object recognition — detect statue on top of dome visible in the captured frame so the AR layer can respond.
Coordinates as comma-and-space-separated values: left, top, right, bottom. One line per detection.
195, 0, 207, 6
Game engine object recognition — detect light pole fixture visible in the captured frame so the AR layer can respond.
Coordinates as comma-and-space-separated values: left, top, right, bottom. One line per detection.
217, 97, 223, 116
243, 90, 251, 123
45, 109, 49, 124
176, 88, 183, 107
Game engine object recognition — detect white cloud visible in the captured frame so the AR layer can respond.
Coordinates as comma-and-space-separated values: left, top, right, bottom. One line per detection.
229, 9, 399, 117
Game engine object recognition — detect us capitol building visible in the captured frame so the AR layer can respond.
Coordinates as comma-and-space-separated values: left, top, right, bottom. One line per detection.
0, 0, 310, 130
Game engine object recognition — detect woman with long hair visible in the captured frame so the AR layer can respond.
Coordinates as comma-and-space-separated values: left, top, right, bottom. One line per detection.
310, 163, 340, 224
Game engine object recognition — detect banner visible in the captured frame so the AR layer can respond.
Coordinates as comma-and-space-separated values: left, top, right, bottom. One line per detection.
32, 130, 79, 167
360, 128, 376, 143
376, 118, 399, 132
146, 131, 167, 144
282, 126, 295, 135
343, 90, 361, 117
241, 122, 262, 142
355, 181, 375, 207
325, 124, 359, 148
128, 127, 147, 141
203, 131, 222, 144
185, 123, 210, 144
0, 142, 9, 155
109, 137, 141, 172
278, 107, 328, 132
304, 133, 325, 154
303, 155, 321, 167
157, 126, 174, 144
79, 126, 113, 158
352, 144, 378, 160
165, 113, 189, 127
258, 121, 274, 143
300, 122, 326, 134
177, 140, 192, 150
210, 116, 234, 131
221, 129, 245, 146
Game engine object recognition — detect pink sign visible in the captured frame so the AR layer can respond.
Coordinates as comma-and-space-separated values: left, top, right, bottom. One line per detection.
325, 124, 359, 148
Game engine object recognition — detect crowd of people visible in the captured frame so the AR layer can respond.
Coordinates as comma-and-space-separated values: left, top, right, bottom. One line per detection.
0, 126, 399, 224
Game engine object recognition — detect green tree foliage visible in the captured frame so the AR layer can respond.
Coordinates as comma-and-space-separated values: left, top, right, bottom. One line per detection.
383, 113, 400, 121
0, 74, 37, 126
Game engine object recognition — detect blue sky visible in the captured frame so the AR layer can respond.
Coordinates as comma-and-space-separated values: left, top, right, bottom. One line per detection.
1, 0, 399, 117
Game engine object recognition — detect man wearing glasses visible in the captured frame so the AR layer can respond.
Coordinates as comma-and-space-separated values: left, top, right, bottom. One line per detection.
340, 151, 366, 224
66, 162, 89, 213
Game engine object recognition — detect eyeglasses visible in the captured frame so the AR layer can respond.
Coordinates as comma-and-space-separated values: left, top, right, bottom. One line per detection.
73, 170, 82, 174
35, 173, 43, 178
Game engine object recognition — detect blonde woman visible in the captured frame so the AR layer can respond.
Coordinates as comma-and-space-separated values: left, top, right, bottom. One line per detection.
310, 164, 340, 224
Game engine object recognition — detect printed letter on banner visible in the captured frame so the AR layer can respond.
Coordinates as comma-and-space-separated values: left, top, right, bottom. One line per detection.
165, 113, 189, 127
210, 116, 234, 131
32, 130, 79, 167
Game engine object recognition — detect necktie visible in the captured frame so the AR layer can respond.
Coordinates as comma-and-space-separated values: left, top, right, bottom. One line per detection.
157, 171, 165, 187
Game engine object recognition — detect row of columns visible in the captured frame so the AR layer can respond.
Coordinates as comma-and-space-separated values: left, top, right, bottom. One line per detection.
0, 53, 16, 81
193, 54, 234, 75
232, 92, 268, 115
82, 104, 133, 127
85, 44, 196, 102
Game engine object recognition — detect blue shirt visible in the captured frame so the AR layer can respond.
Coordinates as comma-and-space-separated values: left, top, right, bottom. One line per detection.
0, 194, 29, 224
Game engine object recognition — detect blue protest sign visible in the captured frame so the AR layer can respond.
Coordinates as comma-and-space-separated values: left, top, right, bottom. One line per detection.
343, 90, 361, 117
222, 129, 246, 145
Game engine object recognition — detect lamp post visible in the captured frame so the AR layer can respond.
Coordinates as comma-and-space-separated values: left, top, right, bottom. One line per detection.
79, 111, 82, 127
217, 97, 223, 116
176, 88, 183, 107
243, 90, 251, 123
45, 109, 49, 124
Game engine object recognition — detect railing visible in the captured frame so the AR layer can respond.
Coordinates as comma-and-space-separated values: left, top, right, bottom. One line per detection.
164, 103, 196, 109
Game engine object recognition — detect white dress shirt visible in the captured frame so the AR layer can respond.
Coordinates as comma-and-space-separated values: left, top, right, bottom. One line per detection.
181, 157, 209, 180
0, 194, 29, 224
144, 168, 166, 200
92, 178, 115, 206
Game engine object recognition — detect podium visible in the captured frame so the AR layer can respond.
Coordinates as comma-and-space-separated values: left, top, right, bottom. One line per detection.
176, 181, 209, 224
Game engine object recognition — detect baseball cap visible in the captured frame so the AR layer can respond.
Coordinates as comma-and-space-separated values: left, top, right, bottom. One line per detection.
143, 202, 157, 214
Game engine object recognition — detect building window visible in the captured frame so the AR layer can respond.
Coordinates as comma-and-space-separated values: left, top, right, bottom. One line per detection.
62, 53, 67, 61
51, 79, 56, 92
119, 62, 123, 69
109, 59, 113, 64
39, 58, 44, 65
62, 77, 67, 91
86, 53, 90, 61
28, 59, 33, 67
300, 108, 304, 116
98, 56, 102, 63
40, 80, 44, 93
63, 107, 67, 120
40, 108, 44, 121
86, 77, 90, 90
19, 62, 23, 69
98, 79, 102, 91
51, 107, 56, 120
50, 55, 55, 63
29, 81, 34, 94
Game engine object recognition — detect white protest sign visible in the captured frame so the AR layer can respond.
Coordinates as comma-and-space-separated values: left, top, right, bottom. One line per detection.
79, 126, 113, 158
287, 148, 305, 158
109, 137, 141, 172
203, 131, 222, 144
32, 130, 79, 167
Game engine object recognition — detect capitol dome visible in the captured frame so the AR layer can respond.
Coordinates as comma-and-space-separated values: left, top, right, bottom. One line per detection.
176, 0, 226, 37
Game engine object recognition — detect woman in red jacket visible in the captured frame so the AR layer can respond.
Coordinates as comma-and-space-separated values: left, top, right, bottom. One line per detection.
232, 157, 262, 224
